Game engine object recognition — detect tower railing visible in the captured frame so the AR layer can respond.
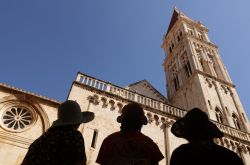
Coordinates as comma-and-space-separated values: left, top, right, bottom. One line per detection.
76, 72, 250, 142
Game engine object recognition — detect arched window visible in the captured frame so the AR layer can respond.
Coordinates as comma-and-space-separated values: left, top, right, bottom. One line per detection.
181, 53, 192, 78
232, 113, 241, 130
215, 108, 223, 123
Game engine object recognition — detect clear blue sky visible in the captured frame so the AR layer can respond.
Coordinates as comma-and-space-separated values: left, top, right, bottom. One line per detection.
0, 1, 250, 118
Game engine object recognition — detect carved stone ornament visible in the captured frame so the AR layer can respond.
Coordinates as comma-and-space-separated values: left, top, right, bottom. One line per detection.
1, 106, 35, 132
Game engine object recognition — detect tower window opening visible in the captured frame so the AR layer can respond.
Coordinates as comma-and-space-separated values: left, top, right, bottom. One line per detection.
169, 47, 172, 53
173, 74, 180, 91
184, 61, 192, 78
177, 36, 180, 42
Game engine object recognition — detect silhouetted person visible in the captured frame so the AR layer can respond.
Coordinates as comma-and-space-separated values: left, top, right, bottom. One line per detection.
170, 108, 244, 165
22, 100, 94, 165
96, 103, 164, 165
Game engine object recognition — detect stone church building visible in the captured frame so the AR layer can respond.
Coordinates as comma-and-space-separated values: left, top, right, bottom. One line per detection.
0, 8, 250, 165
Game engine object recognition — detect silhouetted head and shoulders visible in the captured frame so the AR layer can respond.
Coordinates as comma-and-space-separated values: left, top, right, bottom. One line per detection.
96, 103, 164, 165
104, 103, 153, 141
170, 108, 244, 165
22, 100, 94, 165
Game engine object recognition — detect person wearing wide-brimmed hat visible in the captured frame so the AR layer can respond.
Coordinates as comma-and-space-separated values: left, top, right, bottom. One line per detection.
22, 100, 94, 165
96, 103, 164, 165
170, 108, 243, 165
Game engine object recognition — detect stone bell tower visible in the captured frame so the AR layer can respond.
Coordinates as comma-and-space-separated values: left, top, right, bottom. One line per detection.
161, 7, 250, 132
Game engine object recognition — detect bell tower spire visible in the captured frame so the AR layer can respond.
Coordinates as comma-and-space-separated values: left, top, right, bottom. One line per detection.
162, 8, 250, 132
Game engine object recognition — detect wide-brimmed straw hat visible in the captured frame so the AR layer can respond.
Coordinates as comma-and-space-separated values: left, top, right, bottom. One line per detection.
171, 108, 223, 140
117, 103, 147, 125
52, 100, 94, 127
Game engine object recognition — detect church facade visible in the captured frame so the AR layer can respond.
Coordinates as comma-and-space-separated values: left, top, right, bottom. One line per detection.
0, 8, 250, 165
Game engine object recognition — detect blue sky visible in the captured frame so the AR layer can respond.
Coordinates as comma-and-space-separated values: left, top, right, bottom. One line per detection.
0, 1, 250, 119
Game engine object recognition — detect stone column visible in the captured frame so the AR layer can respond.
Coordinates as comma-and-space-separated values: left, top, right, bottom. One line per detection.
182, 22, 188, 33
237, 146, 247, 165
213, 82, 230, 124
214, 51, 231, 82
229, 88, 249, 132
176, 56, 184, 85
203, 32, 210, 42
187, 40, 200, 71
163, 121, 172, 165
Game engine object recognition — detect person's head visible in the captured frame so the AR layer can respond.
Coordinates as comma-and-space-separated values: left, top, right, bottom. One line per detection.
171, 108, 224, 141
117, 103, 147, 132
51, 100, 95, 129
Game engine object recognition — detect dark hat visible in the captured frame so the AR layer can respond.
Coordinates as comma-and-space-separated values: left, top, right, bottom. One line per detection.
171, 108, 224, 140
52, 100, 94, 127
117, 103, 147, 125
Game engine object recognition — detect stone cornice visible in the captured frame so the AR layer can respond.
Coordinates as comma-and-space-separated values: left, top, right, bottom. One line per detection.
0, 83, 61, 105
0, 130, 33, 149
197, 70, 235, 87
168, 70, 235, 101
188, 35, 218, 49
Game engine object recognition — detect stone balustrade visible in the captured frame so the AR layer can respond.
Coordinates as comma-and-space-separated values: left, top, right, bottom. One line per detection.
76, 72, 250, 142
213, 122, 250, 142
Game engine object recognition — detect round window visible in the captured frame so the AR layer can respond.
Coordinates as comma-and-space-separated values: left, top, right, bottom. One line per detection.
2, 107, 34, 132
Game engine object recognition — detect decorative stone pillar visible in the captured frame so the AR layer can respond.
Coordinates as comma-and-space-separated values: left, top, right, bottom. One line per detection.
163, 120, 173, 165
237, 146, 247, 165
213, 82, 230, 125
229, 89, 249, 132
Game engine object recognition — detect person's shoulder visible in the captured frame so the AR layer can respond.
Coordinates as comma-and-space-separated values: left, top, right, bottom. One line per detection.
138, 133, 161, 148
54, 127, 84, 141
70, 130, 84, 139
105, 131, 121, 139
213, 144, 244, 164
138, 132, 154, 141
215, 145, 240, 157
172, 144, 190, 153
